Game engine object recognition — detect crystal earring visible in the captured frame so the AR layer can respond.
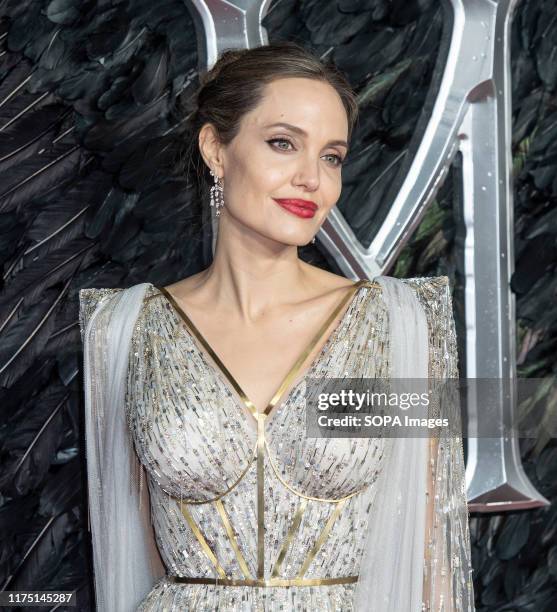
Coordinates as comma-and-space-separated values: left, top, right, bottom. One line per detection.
311, 236, 316, 244
209, 169, 225, 217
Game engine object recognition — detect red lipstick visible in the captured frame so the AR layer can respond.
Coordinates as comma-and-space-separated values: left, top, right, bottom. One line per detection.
273, 198, 318, 219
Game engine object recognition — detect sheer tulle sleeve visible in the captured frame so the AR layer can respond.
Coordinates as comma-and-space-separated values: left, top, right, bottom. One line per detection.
354, 275, 430, 611
79, 285, 165, 612
410, 276, 475, 611
353, 276, 474, 612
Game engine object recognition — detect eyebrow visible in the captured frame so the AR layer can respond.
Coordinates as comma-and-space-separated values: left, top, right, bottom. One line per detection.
264, 122, 349, 152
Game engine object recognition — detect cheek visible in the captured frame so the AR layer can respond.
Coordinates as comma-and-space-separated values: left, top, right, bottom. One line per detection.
324, 173, 343, 205
237, 160, 287, 198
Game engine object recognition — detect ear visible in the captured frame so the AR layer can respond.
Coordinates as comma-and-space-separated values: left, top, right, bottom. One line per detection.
198, 122, 225, 178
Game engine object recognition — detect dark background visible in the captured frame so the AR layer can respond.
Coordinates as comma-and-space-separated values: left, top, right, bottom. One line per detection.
0, 0, 555, 609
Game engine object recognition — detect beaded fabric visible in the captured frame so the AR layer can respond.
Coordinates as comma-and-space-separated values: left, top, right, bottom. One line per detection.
79, 276, 474, 611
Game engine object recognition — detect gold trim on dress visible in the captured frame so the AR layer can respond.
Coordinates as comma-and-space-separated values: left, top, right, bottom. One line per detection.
146, 279, 380, 588
270, 498, 308, 579
165, 447, 256, 505
155, 279, 377, 422
167, 575, 359, 587
262, 280, 374, 417
179, 503, 227, 579
296, 499, 347, 578
256, 413, 266, 579
265, 440, 371, 503
214, 499, 252, 580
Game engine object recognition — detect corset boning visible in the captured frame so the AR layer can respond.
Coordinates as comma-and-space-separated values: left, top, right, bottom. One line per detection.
125, 283, 391, 583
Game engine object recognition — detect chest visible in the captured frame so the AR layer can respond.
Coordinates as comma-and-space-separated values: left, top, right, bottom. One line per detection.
126, 290, 392, 502
167, 297, 360, 415
200, 331, 307, 415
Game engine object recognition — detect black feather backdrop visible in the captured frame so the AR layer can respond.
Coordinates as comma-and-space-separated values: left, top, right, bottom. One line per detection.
0, 0, 555, 610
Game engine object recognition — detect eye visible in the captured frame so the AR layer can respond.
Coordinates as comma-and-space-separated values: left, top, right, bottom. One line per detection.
266, 137, 295, 151
266, 138, 345, 167
323, 153, 345, 167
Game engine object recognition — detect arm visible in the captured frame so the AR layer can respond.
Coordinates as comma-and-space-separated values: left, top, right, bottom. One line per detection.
412, 277, 475, 611
79, 286, 165, 612
353, 275, 474, 611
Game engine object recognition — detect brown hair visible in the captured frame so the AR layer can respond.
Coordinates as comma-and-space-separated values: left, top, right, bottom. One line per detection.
170, 41, 358, 199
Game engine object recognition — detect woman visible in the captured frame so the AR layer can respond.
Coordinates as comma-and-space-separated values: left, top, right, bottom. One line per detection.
79, 42, 474, 611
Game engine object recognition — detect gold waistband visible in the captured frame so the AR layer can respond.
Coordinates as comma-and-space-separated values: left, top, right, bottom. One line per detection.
168, 576, 359, 587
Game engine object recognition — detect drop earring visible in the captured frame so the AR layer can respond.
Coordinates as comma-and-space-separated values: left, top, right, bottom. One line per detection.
209, 169, 225, 217
311, 236, 316, 244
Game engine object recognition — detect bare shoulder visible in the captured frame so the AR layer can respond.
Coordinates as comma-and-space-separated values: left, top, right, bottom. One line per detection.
301, 264, 358, 295
300, 264, 380, 306
160, 266, 356, 303
147, 271, 208, 307
155, 265, 371, 316
162, 270, 207, 295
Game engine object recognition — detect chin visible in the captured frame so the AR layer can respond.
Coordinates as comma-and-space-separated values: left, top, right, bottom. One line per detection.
271, 232, 311, 247
258, 224, 308, 246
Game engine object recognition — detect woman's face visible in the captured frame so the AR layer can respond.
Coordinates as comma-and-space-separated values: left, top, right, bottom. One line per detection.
202, 77, 349, 246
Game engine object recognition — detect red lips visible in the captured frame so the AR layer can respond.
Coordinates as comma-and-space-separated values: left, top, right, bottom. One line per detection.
272, 198, 318, 219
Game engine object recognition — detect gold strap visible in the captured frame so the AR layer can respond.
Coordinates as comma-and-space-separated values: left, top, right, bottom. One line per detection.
265, 439, 370, 502
155, 279, 377, 588
215, 499, 252, 579
256, 413, 265, 579
297, 499, 347, 578
263, 279, 372, 416
156, 279, 377, 421
179, 503, 227, 579
167, 575, 359, 587
271, 499, 307, 578
169, 449, 256, 505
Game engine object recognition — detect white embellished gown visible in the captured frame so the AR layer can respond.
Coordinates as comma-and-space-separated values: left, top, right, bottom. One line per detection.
79, 276, 475, 611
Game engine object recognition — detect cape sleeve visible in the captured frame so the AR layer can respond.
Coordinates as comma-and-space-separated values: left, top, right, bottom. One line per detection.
409, 276, 475, 611
79, 286, 165, 612
352, 275, 474, 612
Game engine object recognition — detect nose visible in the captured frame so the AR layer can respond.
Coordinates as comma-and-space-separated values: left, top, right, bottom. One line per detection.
292, 154, 320, 191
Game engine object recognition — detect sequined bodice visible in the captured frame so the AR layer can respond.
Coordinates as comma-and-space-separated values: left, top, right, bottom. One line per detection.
125, 281, 389, 580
